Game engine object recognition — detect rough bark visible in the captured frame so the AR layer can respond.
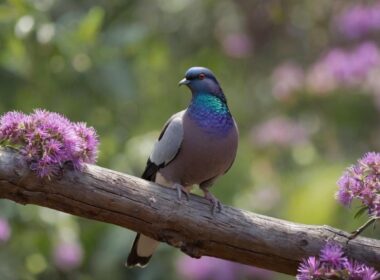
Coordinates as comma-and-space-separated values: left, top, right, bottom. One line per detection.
0, 147, 379, 275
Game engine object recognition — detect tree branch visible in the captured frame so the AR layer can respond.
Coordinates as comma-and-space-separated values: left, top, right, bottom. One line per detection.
0, 147, 379, 275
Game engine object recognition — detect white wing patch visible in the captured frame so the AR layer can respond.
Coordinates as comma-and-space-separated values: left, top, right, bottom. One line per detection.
150, 111, 184, 166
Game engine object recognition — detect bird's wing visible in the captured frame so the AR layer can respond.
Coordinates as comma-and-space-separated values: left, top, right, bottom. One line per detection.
128, 111, 185, 267
141, 110, 185, 181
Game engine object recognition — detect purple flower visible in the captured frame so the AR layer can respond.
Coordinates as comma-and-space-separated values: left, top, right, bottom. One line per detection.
336, 3, 380, 39
0, 109, 99, 178
297, 242, 380, 279
72, 122, 99, 170
336, 170, 361, 206
372, 199, 380, 218
306, 42, 380, 94
324, 48, 353, 84
0, 218, 11, 243
221, 33, 252, 59
305, 61, 337, 95
336, 152, 380, 217
344, 259, 364, 277
177, 256, 235, 280
359, 152, 380, 173
331, 43, 379, 85
336, 184, 354, 207
0, 111, 27, 142
319, 242, 347, 269
177, 255, 273, 280
361, 266, 380, 280
251, 116, 309, 148
271, 61, 304, 102
296, 257, 321, 280
53, 241, 83, 271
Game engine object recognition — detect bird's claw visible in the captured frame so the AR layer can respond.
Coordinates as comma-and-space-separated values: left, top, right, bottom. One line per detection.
175, 184, 189, 201
204, 192, 222, 215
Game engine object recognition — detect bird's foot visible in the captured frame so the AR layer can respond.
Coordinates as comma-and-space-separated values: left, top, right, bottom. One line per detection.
203, 191, 222, 215
174, 183, 189, 201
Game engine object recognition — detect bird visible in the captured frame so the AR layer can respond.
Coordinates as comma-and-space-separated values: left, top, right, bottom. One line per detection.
126, 66, 238, 268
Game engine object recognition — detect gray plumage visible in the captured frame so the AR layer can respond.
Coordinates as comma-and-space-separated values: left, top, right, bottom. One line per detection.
150, 110, 185, 167
158, 111, 238, 186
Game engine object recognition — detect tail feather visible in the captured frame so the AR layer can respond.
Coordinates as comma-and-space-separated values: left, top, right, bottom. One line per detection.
127, 168, 168, 268
126, 234, 157, 268
141, 159, 161, 181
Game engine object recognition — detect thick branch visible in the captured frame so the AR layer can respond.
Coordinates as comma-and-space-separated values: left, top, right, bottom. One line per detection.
0, 147, 379, 275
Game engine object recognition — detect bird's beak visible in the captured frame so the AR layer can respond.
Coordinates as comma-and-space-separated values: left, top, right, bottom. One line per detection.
178, 78, 190, 86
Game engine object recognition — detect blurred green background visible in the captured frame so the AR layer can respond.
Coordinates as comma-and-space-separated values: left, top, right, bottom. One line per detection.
0, 0, 379, 279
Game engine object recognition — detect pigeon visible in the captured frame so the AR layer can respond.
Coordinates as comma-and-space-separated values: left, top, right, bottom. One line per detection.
126, 66, 238, 268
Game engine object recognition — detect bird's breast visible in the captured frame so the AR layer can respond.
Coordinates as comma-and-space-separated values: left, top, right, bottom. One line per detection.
159, 112, 238, 186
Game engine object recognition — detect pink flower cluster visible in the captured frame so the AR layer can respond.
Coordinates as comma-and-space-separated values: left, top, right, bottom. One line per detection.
297, 242, 379, 280
251, 116, 309, 148
336, 3, 380, 39
0, 218, 11, 243
336, 152, 380, 217
306, 42, 380, 94
0, 109, 99, 178
53, 241, 83, 271
177, 255, 273, 280
221, 33, 252, 59
272, 42, 380, 103
271, 61, 304, 102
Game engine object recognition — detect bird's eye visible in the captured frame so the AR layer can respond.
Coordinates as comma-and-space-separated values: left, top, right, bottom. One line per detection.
198, 73, 205, 80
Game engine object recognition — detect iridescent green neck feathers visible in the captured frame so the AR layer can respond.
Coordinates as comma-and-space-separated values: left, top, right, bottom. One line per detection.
188, 92, 233, 135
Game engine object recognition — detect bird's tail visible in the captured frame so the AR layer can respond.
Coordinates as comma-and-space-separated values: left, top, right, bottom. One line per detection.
126, 233, 159, 268
126, 173, 170, 268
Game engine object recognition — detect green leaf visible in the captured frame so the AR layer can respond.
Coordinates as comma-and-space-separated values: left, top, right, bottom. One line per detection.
77, 6, 105, 43
354, 206, 368, 219
0, 5, 18, 21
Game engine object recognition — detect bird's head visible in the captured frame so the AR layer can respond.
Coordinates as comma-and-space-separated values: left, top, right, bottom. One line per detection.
179, 67, 226, 102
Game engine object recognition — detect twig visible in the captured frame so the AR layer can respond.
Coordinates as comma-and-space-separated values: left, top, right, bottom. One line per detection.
349, 217, 379, 240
